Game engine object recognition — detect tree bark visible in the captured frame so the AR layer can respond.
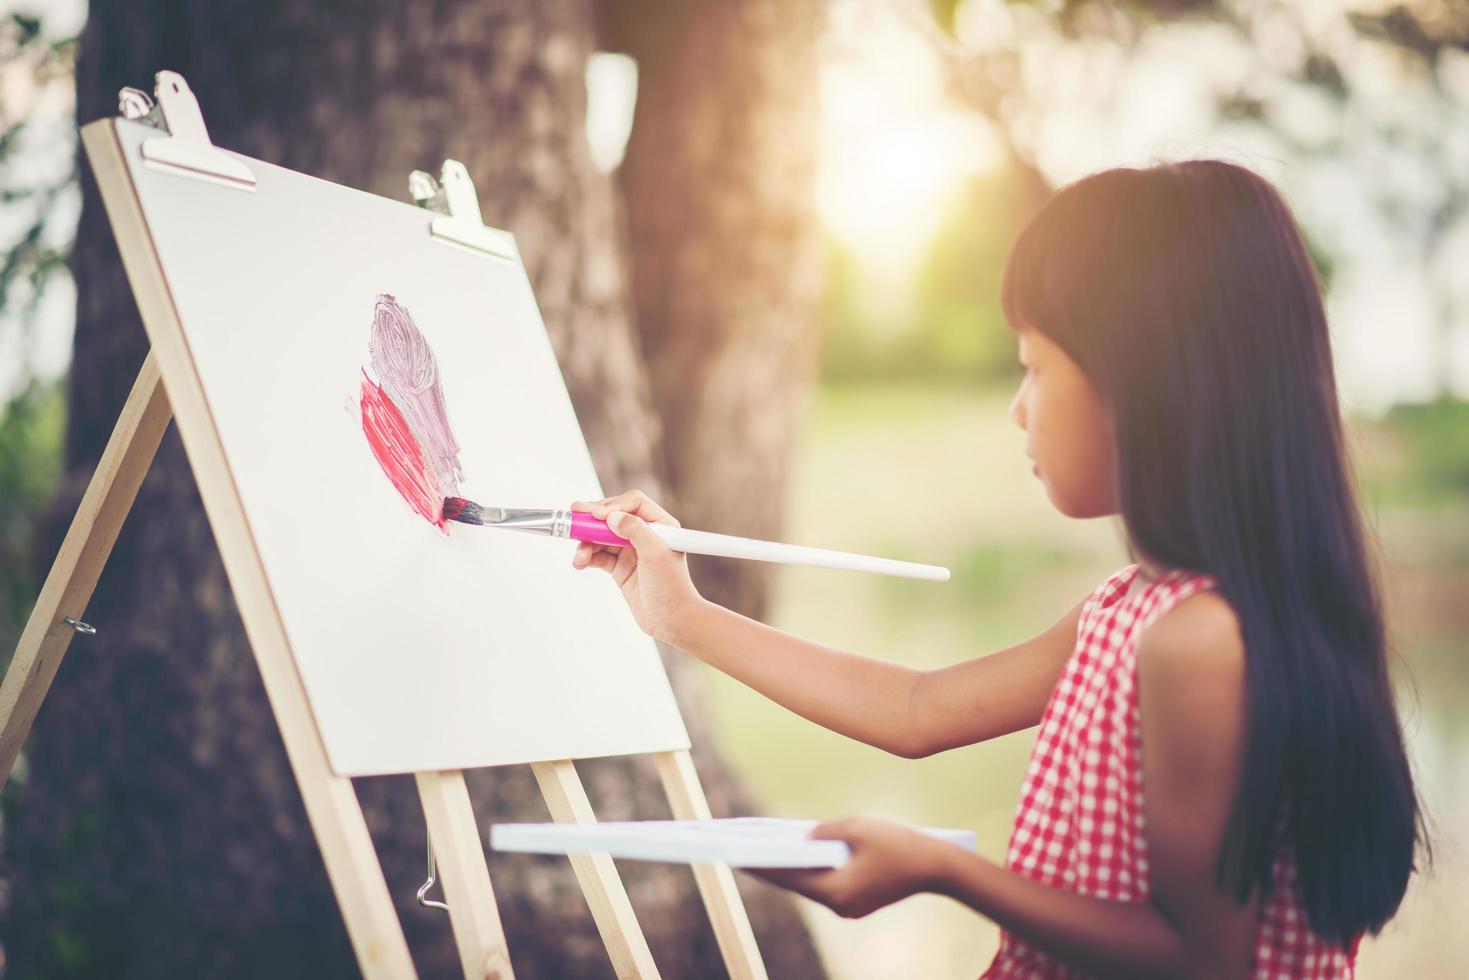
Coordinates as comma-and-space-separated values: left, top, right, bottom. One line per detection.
2, 2, 823, 977
604, 0, 827, 620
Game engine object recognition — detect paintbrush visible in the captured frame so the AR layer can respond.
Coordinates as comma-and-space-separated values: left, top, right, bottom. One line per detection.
442, 497, 950, 582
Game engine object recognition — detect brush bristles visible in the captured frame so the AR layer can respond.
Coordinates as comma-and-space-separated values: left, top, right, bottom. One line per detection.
442, 496, 482, 524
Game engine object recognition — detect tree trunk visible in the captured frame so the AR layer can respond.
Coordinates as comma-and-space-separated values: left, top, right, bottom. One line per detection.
2, 2, 823, 977
604, 0, 827, 620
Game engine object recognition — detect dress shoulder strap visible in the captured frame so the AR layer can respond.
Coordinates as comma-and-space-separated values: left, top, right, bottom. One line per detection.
1131, 569, 1217, 637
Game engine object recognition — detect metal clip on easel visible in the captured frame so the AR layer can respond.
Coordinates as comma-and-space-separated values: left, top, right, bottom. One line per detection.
117, 70, 256, 190
408, 161, 517, 260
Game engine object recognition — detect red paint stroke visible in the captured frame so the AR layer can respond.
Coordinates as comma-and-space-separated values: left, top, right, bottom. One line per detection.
355, 294, 467, 533
359, 369, 445, 529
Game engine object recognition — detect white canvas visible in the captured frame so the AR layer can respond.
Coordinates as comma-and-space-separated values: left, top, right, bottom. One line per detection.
113, 119, 689, 775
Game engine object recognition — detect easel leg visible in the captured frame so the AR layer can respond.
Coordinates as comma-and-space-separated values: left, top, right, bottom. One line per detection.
531, 759, 661, 979
416, 771, 516, 980
654, 750, 769, 980
0, 352, 170, 786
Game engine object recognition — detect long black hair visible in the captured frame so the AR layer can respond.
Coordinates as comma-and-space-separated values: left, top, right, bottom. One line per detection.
1000, 160, 1424, 945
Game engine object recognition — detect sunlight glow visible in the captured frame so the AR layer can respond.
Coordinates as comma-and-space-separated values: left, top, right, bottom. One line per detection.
816, 1, 1004, 281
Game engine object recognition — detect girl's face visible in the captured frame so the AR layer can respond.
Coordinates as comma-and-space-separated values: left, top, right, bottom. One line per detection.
1010, 328, 1118, 518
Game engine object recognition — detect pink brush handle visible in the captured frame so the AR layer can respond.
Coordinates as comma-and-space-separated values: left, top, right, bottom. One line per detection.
570, 511, 633, 547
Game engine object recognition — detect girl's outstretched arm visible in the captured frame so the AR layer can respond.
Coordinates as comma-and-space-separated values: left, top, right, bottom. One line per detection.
571, 490, 1082, 758
669, 595, 1084, 758
664, 599, 923, 756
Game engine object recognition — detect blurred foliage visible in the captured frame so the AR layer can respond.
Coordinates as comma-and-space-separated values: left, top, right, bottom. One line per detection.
903, 0, 1469, 399
0, 9, 80, 672
1349, 3, 1469, 63
0, 11, 78, 329
0, 380, 65, 672
927, 0, 1225, 38
821, 166, 1033, 383
1363, 397, 1469, 510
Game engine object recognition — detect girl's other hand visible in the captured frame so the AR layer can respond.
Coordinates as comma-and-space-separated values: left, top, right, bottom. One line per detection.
746, 815, 952, 919
569, 490, 704, 643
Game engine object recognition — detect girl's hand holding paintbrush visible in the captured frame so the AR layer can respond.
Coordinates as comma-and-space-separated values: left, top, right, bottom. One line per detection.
568, 492, 704, 643
442, 488, 944, 643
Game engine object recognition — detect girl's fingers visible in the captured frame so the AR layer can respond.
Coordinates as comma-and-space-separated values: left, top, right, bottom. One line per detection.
586, 550, 619, 576
810, 818, 859, 841
587, 489, 681, 527
744, 867, 836, 903
607, 511, 677, 564
573, 495, 613, 517
611, 542, 639, 584
571, 522, 636, 584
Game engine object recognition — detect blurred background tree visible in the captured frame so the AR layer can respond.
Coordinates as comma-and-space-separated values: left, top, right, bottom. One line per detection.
605, 0, 827, 619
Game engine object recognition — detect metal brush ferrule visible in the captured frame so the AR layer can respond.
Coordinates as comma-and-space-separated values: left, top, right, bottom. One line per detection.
483, 508, 558, 535
551, 509, 573, 538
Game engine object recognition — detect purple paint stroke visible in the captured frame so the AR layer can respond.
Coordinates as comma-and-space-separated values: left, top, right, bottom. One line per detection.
367, 293, 464, 498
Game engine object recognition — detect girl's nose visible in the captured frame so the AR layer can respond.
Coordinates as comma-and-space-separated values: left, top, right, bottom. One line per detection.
1009, 387, 1026, 430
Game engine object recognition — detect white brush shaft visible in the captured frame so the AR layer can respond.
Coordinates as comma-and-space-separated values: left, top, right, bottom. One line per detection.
647, 524, 950, 582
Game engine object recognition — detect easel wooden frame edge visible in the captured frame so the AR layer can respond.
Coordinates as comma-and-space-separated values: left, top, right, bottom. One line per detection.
0, 114, 769, 980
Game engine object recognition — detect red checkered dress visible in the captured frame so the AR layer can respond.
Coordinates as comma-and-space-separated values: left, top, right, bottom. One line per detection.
983, 564, 1355, 979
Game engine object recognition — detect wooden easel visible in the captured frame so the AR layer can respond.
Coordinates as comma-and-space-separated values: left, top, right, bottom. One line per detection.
0, 72, 767, 980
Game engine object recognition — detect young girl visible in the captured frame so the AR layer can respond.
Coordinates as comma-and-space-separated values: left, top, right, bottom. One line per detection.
570, 160, 1424, 978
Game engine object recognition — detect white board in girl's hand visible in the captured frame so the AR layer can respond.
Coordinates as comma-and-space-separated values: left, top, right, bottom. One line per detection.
490, 817, 978, 869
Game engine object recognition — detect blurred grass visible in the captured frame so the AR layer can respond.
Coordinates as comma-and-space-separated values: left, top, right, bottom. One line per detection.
1360, 398, 1469, 511
0, 379, 65, 674
701, 381, 1469, 979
